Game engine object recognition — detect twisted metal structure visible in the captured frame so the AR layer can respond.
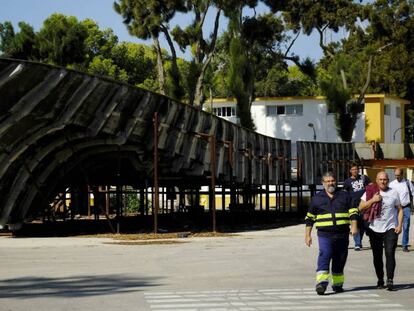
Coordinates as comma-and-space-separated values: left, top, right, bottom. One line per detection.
0, 58, 291, 229
297, 141, 356, 185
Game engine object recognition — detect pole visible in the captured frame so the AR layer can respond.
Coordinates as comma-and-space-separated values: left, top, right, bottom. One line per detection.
265, 154, 270, 212
116, 147, 121, 234
211, 135, 216, 232
153, 112, 159, 234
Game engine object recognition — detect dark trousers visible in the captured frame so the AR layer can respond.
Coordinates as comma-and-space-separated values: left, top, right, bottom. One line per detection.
367, 228, 398, 281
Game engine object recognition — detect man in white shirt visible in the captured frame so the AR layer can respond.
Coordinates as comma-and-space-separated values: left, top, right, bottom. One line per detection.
359, 171, 403, 291
389, 168, 413, 252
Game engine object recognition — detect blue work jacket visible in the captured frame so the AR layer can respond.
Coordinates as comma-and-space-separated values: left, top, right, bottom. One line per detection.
305, 189, 359, 238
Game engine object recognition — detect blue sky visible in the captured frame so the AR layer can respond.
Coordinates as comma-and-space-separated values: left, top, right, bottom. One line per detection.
0, 0, 346, 62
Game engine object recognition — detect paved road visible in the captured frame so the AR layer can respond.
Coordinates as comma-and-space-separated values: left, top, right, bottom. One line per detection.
1, 219, 414, 311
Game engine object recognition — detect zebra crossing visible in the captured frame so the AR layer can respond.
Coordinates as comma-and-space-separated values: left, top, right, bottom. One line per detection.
144, 288, 410, 311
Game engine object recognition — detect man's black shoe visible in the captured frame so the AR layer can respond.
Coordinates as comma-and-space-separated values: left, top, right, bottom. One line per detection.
403, 246, 409, 252
376, 280, 386, 289
386, 280, 395, 291
332, 285, 344, 293
315, 284, 326, 295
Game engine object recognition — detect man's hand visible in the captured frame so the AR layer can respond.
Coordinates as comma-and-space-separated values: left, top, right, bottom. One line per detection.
395, 226, 402, 234
371, 192, 382, 203
351, 226, 358, 237
350, 220, 358, 237
305, 235, 312, 247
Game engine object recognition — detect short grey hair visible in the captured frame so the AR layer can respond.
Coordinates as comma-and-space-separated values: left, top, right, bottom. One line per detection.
322, 171, 336, 182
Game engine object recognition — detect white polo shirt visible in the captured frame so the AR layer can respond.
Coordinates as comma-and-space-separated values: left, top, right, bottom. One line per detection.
360, 187, 400, 233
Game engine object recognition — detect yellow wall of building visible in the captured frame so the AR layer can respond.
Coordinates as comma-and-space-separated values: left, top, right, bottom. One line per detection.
364, 96, 384, 143
202, 195, 311, 212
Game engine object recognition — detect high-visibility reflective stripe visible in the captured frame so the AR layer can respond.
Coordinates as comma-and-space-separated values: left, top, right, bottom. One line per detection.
316, 214, 332, 220
305, 212, 316, 220
332, 273, 344, 286
315, 221, 334, 227
336, 220, 350, 225
316, 271, 330, 283
335, 213, 349, 218
316, 213, 350, 220
349, 208, 359, 216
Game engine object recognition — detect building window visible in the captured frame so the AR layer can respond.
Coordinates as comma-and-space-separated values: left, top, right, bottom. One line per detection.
396, 106, 401, 118
226, 107, 232, 117
267, 106, 277, 116
215, 106, 236, 117
267, 105, 303, 116
384, 104, 390, 116
286, 104, 303, 115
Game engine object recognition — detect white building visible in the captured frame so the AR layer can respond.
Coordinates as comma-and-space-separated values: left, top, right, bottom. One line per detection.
210, 94, 410, 144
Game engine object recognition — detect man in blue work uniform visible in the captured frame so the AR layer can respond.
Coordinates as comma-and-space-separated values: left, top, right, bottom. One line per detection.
305, 171, 358, 295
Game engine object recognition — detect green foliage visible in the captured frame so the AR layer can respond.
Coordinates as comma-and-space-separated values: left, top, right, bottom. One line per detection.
37, 14, 89, 66
114, 0, 188, 100
88, 56, 129, 82
319, 67, 358, 142
82, 19, 119, 61
362, 1, 414, 103
208, 34, 231, 98
255, 64, 318, 97
0, 21, 15, 55
110, 42, 158, 86
0, 21, 38, 59
228, 36, 255, 129
317, 0, 414, 139
225, 9, 290, 129
0, 14, 159, 91
264, 0, 363, 58
124, 192, 140, 214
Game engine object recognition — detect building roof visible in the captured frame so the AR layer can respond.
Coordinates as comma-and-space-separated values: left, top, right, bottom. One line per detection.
211, 94, 410, 105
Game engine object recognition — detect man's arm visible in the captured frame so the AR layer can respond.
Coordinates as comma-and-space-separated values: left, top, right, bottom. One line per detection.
359, 193, 382, 211
305, 226, 312, 247
350, 220, 358, 236
395, 205, 403, 234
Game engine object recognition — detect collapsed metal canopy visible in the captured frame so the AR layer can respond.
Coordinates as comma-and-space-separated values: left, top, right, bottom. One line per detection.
0, 58, 291, 228
297, 141, 356, 185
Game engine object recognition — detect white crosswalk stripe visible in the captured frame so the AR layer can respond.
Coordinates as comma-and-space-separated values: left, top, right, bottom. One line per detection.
144, 288, 409, 311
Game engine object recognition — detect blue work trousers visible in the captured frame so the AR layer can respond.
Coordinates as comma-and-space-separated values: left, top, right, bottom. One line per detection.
316, 235, 349, 288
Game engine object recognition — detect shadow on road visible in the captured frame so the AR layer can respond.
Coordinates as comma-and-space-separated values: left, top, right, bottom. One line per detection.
0, 274, 162, 299
346, 283, 414, 292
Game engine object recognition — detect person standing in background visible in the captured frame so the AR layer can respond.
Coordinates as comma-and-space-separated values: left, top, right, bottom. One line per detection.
344, 163, 371, 251
389, 168, 413, 252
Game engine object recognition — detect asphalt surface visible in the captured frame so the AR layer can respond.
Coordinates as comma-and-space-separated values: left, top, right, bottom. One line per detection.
1, 219, 414, 311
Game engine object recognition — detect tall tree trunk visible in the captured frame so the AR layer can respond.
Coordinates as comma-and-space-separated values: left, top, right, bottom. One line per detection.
193, 9, 221, 107
152, 34, 165, 95
160, 25, 183, 101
